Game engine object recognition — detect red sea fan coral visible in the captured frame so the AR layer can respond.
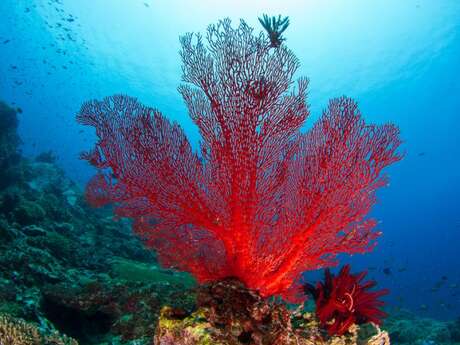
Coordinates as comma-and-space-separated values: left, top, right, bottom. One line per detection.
304, 265, 388, 335
77, 18, 402, 301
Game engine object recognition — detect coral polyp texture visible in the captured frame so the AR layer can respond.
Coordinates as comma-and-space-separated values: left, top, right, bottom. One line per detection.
304, 265, 389, 336
77, 18, 402, 301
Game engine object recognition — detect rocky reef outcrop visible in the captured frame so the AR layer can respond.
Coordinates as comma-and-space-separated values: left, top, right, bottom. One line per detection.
154, 279, 390, 345
0, 101, 22, 190
0, 101, 195, 344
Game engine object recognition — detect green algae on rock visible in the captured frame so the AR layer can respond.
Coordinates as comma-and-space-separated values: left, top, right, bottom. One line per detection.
110, 257, 196, 288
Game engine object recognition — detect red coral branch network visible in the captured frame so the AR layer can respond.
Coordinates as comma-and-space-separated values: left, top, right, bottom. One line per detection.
77, 18, 402, 302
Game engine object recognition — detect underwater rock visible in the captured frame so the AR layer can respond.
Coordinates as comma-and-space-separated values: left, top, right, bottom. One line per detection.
155, 279, 391, 345
37, 193, 73, 222
22, 225, 47, 237
0, 187, 22, 215
0, 101, 21, 190
155, 307, 391, 345
52, 222, 74, 233
41, 277, 194, 344
26, 162, 66, 194
447, 317, 460, 342
0, 241, 65, 285
63, 188, 78, 206
26, 231, 79, 263
13, 200, 46, 225
0, 217, 19, 242
0, 101, 19, 135
34, 150, 57, 164
384, 310, 455, 344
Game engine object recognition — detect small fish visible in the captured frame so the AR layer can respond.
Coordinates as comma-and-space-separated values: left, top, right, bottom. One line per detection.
144, 2, 150, 7
3, 39, 10, 44
418, 152, 426, 157
16, 107, 23, 114
383, 267, 391, 276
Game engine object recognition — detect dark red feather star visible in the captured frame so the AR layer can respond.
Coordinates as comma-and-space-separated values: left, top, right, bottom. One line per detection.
304, 265, 388, 335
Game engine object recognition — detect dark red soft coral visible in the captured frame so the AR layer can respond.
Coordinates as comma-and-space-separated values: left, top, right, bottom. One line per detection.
304, 264, 388, 335
77, 18, 402, 301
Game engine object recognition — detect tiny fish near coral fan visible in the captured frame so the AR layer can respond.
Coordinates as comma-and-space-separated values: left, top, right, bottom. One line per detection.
77, 17, 402, 302
304, 265, 388, 336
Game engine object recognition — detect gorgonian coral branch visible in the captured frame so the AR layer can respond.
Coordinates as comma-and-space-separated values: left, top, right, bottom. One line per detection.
77, 18, 402, 302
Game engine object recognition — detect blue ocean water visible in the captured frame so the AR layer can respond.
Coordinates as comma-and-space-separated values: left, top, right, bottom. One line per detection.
0, 0, 459, 323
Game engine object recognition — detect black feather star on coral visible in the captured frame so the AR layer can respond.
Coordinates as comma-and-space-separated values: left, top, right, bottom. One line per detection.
258, 14, 290, 48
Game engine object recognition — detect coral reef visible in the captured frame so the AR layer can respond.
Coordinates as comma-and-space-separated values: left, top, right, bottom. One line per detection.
77, 17, 402, 302
384, 309, 460, 345
304, 265, 388, 336
0, 314, 77, 345
0, 100, 194, 344
154, 280, 391, 345
194, 279, 294, 344
0, 101, 22, 190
